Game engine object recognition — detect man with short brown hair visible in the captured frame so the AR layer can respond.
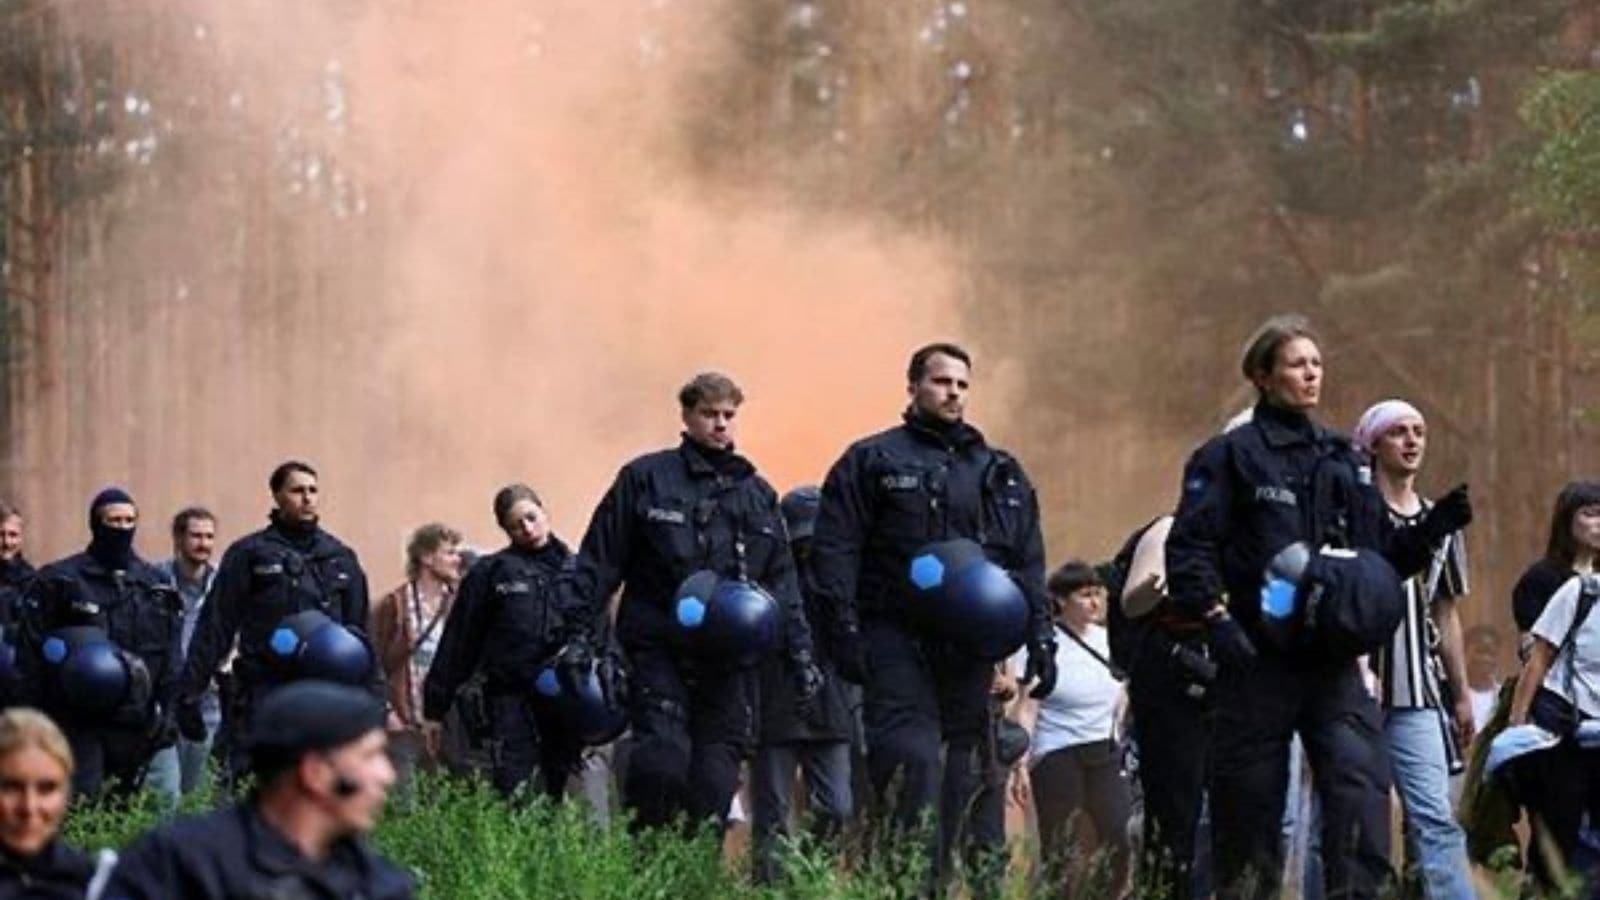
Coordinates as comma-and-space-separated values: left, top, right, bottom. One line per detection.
557, 372, 820, 833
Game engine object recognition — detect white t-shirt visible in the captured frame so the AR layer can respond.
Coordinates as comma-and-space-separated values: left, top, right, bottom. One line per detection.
1011, 624, 1122, 762
1468, 685, 1499, 735
1530, 575, 1600, 719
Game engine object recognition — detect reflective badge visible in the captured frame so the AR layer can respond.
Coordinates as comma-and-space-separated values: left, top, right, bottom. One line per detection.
494, 580, 532, 595
646, 507, 687, 525
879, 474, 920, 491
1357, 464, 1372, 486
252, 563, 284, 576
1255, 486, 1298, 507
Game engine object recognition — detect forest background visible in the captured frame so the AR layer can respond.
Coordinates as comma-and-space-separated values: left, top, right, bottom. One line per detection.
0, 0, 1595, 645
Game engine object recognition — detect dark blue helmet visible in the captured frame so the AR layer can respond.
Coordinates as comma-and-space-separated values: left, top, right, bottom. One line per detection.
268, 610, 372, 686
672, 571, 779, 668
41, 626, 129, 714
908, 539, 1029, 661
1258, 546, 1402, 660
532, 650, 629, 746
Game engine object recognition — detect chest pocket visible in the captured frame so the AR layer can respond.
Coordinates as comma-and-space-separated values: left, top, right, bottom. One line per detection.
871, 459, 933, 542
981, 459, 1030, 551
121, 580, 180, 668
1233, 451, 1313, 545
490, 564, 548, 641
640, 493, 699, 566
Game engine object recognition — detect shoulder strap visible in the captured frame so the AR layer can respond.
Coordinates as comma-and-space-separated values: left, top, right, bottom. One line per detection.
1556, 574, 1600, 704
84, 848, 118, 900
1058, 626, 1126, 682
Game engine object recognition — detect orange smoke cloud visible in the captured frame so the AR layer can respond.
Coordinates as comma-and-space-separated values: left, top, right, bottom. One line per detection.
30, 0, 964, 585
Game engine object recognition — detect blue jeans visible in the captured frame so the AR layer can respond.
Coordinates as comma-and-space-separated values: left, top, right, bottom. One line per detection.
1385, 708, 1473, 900
751, 740, 853, 883
144, 731, 215, 807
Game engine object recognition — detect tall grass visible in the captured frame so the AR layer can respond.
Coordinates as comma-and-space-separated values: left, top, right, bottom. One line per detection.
59, 775, 1584, 899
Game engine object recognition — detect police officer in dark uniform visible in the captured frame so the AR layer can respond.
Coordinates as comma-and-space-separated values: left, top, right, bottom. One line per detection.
811, 342, 1056, 888
751, 485, 856, 883
1164, 315, 1472, 900
1101, 515, 1216, 900
105, 679, 413, 900
0, 503, 35, 710
17, 488, 183, 798
422, 484, 584, 801
556, 372, 820, 832
175, 461, 380, 780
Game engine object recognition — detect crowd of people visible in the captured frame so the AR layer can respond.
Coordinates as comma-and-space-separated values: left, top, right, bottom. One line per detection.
0, 319, 1592, 899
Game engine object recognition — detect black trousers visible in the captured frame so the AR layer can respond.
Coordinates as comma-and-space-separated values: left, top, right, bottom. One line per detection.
861, 619, 1005, 890
487, 694, 582, 803
1031, 739, 1133, 892
1520, 734, 1600, 892
622, 645, 755, 832
66, 723, 153, 799
1211, 654, 1392, 900
1129, 634, 1213, 900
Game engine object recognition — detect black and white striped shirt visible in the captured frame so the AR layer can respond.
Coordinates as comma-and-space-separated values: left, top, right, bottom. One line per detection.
1375, 501, 1469, 710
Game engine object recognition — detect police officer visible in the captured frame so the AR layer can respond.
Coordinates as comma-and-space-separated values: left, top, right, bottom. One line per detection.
105, 680, 413, 899
175, 461, 380, 780
0, 502, 34, 710
17, 488, 183, 798
751, 485, 856, 883
811, 342, 1056, 888
1164, 315, 1472, 900
422, 484, 584, 800
556, 372, 820, 832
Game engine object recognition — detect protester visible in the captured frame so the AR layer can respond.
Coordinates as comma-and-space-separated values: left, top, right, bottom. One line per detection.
175, 461, 381, 783
0, 708, 99, 897
555, 373, 819, 833
17, 489, 182, 799
106, 680, 412, 898
146, 506, 220, 803
1511, 481, 1600, 647
1165, 315, 1470, 899
372, 522, 462, 787
812, 343, 1054, 892
1464, 625, 1504, 736
1011, 561, 1131, 895
751, 485, 855, 884
1352, 399, 1474, 900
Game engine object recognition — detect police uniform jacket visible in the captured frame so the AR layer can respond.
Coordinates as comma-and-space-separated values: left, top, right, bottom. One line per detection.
422, 537, 572, 717
17, 552, 181, 726
0, 840, 94, 899
811, 412, 1049, 641
103, 804, 413, 900
179, 518, 379, 701
560, 438, 813, 659
1165, 401, 1434, 637
758, 552, 854, 744
0, 558, 35, 627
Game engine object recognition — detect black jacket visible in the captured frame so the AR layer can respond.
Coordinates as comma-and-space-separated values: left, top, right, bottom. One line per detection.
18, 551, 182, 726
1165, 402, 1432, 640
179, 518, 379, 701
423, 538, 572, 716
0, 840, 95, 899
811, 413, 1049, 642
0, 558, 35, 627
758, 548, 854, 744
559, 438, 813, 659
104, 804, 413, 900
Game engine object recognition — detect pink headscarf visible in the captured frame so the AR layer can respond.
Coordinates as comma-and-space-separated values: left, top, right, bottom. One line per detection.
1353, 399, 1424, 451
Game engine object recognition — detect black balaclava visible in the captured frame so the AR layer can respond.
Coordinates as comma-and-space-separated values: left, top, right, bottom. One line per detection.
87, 487, 136, 571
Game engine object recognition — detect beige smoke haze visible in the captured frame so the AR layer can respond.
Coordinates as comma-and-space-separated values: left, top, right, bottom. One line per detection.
29, 0, 973, 584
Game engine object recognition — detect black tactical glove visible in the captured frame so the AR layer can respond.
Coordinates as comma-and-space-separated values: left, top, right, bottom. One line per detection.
831, 615, 869, 685
791, 651, 825, 718
1024, 630, 1059, 700
1421, 483, 1473, 543
556, 635, 594, 676
175, 696, 208, 744
1207, 612, 1258, 672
